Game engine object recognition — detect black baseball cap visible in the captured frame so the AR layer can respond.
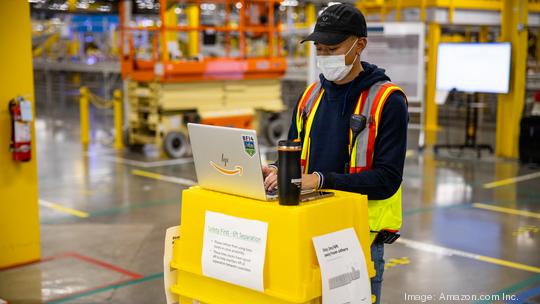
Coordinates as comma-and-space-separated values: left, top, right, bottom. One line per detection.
301, 3, 367, 45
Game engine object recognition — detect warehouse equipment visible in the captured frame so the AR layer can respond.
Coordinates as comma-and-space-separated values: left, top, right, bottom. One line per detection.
32, 15, 120, 64
119, 0, 287, 157
434, 91, 494, 158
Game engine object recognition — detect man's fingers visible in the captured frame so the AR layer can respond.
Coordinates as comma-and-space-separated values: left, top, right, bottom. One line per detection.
268, 177, 277, 188
262, 166, 270, 177
265, 176, 276, 188
262, 165, 276, 178
264, 174, 278, 190
264, 175, 271, 188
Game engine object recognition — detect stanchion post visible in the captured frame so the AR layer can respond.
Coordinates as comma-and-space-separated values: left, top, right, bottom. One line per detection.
113, 89, 123, 150
79, 86, 90, 147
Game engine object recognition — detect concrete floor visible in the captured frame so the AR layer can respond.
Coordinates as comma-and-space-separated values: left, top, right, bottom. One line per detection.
1, 112, 540, 303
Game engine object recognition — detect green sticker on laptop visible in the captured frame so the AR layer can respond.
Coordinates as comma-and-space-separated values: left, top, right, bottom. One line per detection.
242, 135, 256, 157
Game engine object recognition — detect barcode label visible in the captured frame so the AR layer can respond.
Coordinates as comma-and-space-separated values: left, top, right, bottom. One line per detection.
328, 267, 361, 290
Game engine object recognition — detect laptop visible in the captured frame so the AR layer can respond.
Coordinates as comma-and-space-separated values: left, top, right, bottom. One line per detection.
187, 123, 333, 202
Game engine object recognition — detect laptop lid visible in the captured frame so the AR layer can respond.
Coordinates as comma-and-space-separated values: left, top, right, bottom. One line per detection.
188, 123, 268, 200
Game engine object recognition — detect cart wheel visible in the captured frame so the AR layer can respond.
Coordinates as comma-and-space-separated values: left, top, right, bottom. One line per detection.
266, 117, 287, 146
163, 131, 188, 158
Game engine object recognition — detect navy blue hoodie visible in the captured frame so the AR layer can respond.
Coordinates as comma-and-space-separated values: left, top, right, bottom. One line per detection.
287, 62, 408, 200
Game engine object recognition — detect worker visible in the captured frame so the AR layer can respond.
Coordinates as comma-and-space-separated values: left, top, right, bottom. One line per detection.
263, 3, 408, 303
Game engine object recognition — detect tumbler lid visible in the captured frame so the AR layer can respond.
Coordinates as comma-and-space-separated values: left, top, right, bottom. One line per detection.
278, 140, 302, 151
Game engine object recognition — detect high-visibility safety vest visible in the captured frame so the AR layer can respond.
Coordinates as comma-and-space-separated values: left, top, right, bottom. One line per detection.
295, 80, 405, 242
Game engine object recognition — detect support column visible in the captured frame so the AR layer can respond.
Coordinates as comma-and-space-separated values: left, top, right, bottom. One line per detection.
0, 0, 40, 268
425, 22, 441, 145
166, 5, 179, 59
159, 0, 168, 62
68, 0, 77, 12
305, 3, 316, 58
305, 3, 316, 26
186, 4, 200, 57
497, 0, 528, 158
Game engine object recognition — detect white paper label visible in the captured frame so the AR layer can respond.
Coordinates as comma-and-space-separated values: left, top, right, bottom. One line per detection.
202, 211, 268, 291
313, 228, 371, 304
15, 121, 31, 142
154, 63, 164, 76
20, 100, 33, 122
163, 226, 180, 304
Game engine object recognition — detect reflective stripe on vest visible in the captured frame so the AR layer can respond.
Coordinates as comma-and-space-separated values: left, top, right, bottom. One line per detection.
296, 80, 405, 241
350, 81, 405, 173
296, 82, 324, 174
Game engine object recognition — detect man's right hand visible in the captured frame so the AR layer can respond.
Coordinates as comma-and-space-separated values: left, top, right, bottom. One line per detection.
262, 165, 278, 191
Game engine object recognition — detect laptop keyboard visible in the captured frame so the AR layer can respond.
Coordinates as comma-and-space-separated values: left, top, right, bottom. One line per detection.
266, 188, 278, 196
265, 189, 315, 197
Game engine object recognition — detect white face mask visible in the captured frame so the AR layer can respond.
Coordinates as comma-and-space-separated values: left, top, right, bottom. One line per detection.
316, 39, 359, 82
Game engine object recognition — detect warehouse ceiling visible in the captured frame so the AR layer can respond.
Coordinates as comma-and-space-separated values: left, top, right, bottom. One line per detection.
28, 0, 164, 14
28, 0, 357, 15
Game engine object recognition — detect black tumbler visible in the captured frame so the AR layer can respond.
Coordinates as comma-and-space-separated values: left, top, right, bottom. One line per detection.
278, 140, 302, 206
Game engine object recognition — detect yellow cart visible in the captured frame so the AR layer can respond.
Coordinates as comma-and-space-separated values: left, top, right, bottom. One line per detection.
169, 187, 375, 303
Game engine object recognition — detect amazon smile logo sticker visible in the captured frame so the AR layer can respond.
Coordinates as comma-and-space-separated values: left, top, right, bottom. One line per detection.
210, 161, 244, 176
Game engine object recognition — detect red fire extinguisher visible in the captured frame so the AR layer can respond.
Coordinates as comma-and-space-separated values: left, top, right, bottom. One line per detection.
8, 96, 32, 162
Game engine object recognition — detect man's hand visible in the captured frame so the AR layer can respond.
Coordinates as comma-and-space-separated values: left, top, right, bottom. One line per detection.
301, 173, 320, 190
263, 165, 278, 191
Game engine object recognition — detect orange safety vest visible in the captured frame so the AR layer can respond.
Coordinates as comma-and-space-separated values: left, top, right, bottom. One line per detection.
295, 80, 405, 241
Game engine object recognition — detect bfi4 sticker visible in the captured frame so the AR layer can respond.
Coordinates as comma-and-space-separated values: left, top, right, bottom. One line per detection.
242, 135, 256, 157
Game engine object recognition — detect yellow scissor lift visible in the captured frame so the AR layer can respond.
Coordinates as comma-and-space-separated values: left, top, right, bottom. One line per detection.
120, 0, 287, 158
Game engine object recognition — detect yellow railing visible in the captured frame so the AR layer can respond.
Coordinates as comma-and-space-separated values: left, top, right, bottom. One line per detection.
79, 87, 90, 147
32, 33, 60, 57
79, 87, 123, 150
358, 0, 540, 21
